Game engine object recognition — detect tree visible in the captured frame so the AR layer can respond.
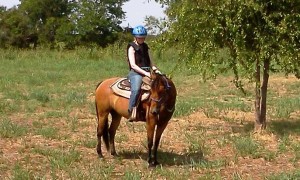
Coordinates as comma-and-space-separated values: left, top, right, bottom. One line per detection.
144, 15, 167, 35
0, 7, 35, 48
0, 0, 129, 48
19, 0, 74, 47
159, 0, 300, 131
69, 0, 127, 47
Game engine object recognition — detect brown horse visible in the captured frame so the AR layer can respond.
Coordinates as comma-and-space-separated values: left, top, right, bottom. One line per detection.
95, 70, 177, 167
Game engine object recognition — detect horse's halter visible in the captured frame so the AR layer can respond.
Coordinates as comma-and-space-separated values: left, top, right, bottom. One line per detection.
150, 76, 171, 102
149, 75, 171, 115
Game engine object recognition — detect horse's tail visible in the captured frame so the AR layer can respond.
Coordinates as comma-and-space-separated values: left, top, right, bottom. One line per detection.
95, 81, 102, 123
102, 120, 110, 151
95, 80, 110, 151
95, 81, 103, 90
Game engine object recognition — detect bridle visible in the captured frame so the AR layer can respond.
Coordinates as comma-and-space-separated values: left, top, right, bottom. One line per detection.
148, 75, 173, 114
150, 96, 163, 103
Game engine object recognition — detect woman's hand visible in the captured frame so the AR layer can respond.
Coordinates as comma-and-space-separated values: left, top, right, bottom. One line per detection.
152, 66, 162, 74
145, 72, 151, 78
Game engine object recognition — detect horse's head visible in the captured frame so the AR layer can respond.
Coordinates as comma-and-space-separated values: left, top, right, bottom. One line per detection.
148, 69, 171, 115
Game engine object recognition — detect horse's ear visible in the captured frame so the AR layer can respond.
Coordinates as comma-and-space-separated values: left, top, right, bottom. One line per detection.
150, 68, 157, 79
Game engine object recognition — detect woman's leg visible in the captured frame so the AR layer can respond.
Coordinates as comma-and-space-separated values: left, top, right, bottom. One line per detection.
128, 71, 143, 114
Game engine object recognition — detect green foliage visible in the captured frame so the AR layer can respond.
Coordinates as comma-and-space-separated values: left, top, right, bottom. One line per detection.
145, 15, 168, 35
156, 0, 300, 129
162, 0, 300, 79
0, 0, 129, 48
0, 8, 32, 48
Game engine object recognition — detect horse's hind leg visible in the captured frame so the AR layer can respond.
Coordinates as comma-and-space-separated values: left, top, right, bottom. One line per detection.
109, 111, 122, 156
96, 112, 109, 158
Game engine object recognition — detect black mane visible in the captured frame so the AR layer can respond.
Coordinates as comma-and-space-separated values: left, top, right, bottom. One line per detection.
151, 73, 167, 91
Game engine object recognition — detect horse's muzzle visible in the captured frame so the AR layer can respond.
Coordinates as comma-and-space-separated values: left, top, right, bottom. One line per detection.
151, 107, 159, 115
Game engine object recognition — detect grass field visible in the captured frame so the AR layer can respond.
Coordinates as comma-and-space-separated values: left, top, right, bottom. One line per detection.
0, 47, 300, 179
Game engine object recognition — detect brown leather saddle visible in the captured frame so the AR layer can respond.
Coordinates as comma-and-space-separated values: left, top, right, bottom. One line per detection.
110, 77, 151, 101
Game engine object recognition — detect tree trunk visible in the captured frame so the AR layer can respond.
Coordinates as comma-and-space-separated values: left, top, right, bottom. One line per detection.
254, 58, 262, 131
260, 58, 270, 129
254, 57, 270, 132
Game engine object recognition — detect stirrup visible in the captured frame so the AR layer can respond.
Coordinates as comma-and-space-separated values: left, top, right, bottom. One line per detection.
128, 107, 137, 122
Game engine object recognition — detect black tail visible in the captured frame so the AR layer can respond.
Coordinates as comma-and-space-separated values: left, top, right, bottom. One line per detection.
102, 120, 110, 151
95, 81, 103, 90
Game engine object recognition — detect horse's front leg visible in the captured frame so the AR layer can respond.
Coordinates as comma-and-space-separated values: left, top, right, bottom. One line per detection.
146, 116, 157, 167
152, 120, 169, 166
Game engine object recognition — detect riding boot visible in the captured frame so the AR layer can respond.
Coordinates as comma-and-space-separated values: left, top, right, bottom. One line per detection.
128, 107, 137, 122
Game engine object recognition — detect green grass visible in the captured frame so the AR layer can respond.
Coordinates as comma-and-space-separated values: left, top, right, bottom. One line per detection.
32, 147, 81, 168
12, 164, 33, 180
67, 162, 115, 180
272, 97, 300, 119
35, 126, 60, 139
1, 48, 298, 121
0, 118, 28, 138
270, 119, 300, 136
232, 136, 260, 158
266, 169, 300, 180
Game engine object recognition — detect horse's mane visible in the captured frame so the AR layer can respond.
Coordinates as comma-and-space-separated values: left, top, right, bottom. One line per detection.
151, 73, 168, 91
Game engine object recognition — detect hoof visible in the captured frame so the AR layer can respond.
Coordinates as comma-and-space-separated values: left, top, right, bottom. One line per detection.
98, 154, 104, 159
148, 161, 159, 168
111, 152, 119, 157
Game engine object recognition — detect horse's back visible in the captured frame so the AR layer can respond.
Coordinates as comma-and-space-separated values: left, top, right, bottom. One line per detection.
96, 77, 119, 91
95, 77, 119, 107
96, 77, 122, 97
95, 77, 129, 117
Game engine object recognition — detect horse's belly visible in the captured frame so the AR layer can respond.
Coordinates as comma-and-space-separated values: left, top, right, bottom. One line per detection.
110, 96, 130, 118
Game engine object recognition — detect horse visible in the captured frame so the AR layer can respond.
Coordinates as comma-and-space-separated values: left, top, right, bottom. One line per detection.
95, 70, 177, 167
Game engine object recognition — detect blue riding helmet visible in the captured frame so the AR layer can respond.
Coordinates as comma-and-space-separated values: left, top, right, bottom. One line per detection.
132, 25, 147, 38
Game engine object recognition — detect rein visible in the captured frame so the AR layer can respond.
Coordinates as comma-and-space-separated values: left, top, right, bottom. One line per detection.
150, 97, 163, 102
162, 76, 171, 89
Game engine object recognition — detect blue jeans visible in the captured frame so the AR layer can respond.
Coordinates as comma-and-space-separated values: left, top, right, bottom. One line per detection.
128, 70, 143, 113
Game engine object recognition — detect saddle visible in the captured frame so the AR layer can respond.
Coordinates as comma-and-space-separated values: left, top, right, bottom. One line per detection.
110, 77, 151, 101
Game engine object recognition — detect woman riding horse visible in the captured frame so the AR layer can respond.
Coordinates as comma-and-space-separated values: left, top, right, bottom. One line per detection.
126, 25, 160, 121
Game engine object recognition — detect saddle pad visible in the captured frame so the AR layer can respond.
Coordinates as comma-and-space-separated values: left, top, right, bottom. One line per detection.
110, 78, 150, 101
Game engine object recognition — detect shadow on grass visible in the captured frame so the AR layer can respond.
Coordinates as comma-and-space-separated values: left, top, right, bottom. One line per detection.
118, 150, 221, 167
228, 119, 300, 136
269, 118, 300, 136
230, 122, 255, 134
